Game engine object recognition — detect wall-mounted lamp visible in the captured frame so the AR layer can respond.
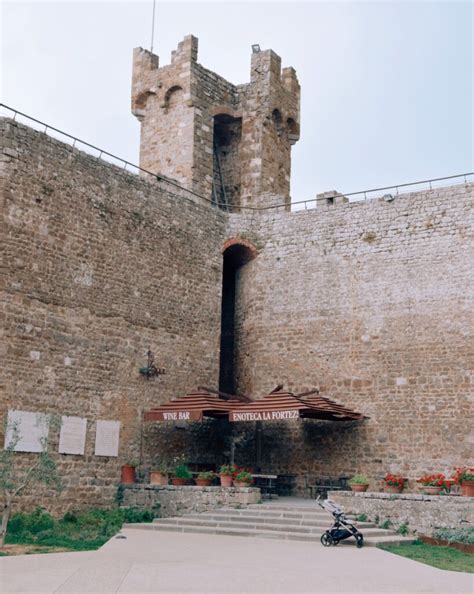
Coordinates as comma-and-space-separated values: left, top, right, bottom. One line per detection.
139, 349, 166, 379
252, 44, 261, 54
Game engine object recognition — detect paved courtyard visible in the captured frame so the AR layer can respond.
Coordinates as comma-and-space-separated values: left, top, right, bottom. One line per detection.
0, 528, 472, 593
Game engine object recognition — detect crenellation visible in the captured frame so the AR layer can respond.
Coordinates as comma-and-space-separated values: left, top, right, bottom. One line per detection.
131, 35, 300, 210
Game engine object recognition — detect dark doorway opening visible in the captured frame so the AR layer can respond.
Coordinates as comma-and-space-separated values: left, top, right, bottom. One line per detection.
212, 114, 242, 211
219, 243, 255, 394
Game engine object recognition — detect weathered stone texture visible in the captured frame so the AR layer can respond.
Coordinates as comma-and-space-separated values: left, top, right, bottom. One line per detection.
121, 485, 260, 517
1, 115, 473, 511
227, 185, 474, 489
331, 491, 474, 536
1, 118, 227, 512
132, 36, 300, 209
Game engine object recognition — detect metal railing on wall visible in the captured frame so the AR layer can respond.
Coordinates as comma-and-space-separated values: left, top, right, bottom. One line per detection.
1, 103, 472, 214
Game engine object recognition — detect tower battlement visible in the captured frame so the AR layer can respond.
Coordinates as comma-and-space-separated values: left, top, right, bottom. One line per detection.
131, 35, 300, 210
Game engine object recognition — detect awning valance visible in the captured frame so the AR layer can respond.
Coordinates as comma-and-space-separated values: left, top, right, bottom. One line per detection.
228, 388, 367, 422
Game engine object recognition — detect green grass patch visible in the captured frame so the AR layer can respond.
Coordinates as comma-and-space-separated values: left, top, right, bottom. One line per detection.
379, 540, 473, 573
4, 507, 157, 554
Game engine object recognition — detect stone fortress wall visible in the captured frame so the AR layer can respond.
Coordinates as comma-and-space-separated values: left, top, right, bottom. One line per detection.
1, 117, 227, 511
227, 184, 473, 491
1, 35, 472, 511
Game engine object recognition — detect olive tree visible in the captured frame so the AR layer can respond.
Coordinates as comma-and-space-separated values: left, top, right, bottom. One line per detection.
0, 417, 61, 547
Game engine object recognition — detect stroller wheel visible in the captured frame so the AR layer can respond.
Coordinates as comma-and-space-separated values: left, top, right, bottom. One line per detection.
355, 534, 364, 549
320, 533, 333, 547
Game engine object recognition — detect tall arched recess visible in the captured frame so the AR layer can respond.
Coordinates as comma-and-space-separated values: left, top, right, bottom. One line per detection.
219, 239, 257, 394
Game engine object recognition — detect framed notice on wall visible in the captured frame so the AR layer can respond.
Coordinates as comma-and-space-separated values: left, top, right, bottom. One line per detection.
4, 410, 50, 453
94, 420, 120, 457
59, 416, 87, 455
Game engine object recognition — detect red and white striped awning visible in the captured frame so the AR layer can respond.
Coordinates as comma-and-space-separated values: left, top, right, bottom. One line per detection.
143, 389, 241, 422
229, 389, 366, 422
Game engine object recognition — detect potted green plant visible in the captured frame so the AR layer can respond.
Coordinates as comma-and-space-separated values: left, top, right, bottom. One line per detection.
348, 474, 369, 492
150, 461, 170, 486
172, 462, 192, 486
219, 464, 237, 487
233, 470, 253, 487
453, 467, 474, 497
121, 459, 138, 484
383, 473, 405, 494
418, 473, 446, 495
196, 471, 215, 487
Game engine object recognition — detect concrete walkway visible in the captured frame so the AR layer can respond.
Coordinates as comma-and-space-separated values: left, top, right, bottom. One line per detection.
0, 529, 472, 593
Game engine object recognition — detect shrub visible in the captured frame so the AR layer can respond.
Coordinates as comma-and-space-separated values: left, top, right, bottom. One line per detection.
380, 519, 393, 529
432, 527, 474, 545
234, 470, 253, 484
418, 473, 447, 487
383, 473, 405, 487
173, 464, 192, 480
452, 467, 474, 484
219, 464, 237, 476
349, 474, 369, 485
197, 471, 215, 480
356, 513, 367, 522
397, 522, 409, 536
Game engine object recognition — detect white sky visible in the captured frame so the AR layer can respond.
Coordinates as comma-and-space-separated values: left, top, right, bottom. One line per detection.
1, 1, 473, 202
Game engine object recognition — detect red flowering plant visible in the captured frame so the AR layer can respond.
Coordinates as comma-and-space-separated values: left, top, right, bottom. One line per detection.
383, 473, 405, 487
418, 473, 447, 487
452, 467, 474, 484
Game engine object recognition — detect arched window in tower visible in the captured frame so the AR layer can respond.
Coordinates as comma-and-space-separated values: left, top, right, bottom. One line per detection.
272, 109, 284, 137
163, 85, 184, 109
287, 117, 299, 145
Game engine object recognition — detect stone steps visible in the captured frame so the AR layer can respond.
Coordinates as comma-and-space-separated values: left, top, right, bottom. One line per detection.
125, 503, 415, 546
179, 512, 375, 529
210, 506, 353, 521
151, 517, 388, 536
125, 521, 414, 546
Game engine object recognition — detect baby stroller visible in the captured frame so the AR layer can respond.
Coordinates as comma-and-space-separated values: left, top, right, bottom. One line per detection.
317, 497, 364, 548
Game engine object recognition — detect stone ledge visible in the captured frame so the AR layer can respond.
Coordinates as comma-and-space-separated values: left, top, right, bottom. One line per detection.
331, 491, 470, 504
123, 484, 258, 493
331, 491, 474, 536
121, 483, 261, 517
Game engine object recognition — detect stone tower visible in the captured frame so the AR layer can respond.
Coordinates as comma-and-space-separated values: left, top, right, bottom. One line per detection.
131, 35, 300, 210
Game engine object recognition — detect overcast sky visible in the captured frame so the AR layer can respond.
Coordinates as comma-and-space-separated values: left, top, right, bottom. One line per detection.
1, 1, 472, 202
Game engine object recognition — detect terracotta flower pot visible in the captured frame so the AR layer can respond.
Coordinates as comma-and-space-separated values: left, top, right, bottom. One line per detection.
233, 480, 252, 488
171, 477, 187, 486
121, 464, 136, 484
384, 485, 403, 494
195, 479, 212, 487
220, 474, 233, 487
422, 486, 442, 495
350, 484, 369, 492
150, 471, 168, 485
460, 480, 474, 497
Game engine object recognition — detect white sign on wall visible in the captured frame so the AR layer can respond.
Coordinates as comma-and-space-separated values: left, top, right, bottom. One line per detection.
58, 416, 87, 455
4, 410, 50, 453
94, 420, 120, 457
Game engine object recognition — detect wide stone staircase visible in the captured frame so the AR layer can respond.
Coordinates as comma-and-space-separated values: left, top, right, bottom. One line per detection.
125, 502, 415, 546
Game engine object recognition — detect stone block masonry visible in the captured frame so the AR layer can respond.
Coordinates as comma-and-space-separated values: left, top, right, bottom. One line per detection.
0, 117, 228, 512
227, 183, 474, 490
331, 491, 474, 537
2, 29, 473, 514
132, 35, 300, 209
1, 114, 473, 512
121, 485, 261, 517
